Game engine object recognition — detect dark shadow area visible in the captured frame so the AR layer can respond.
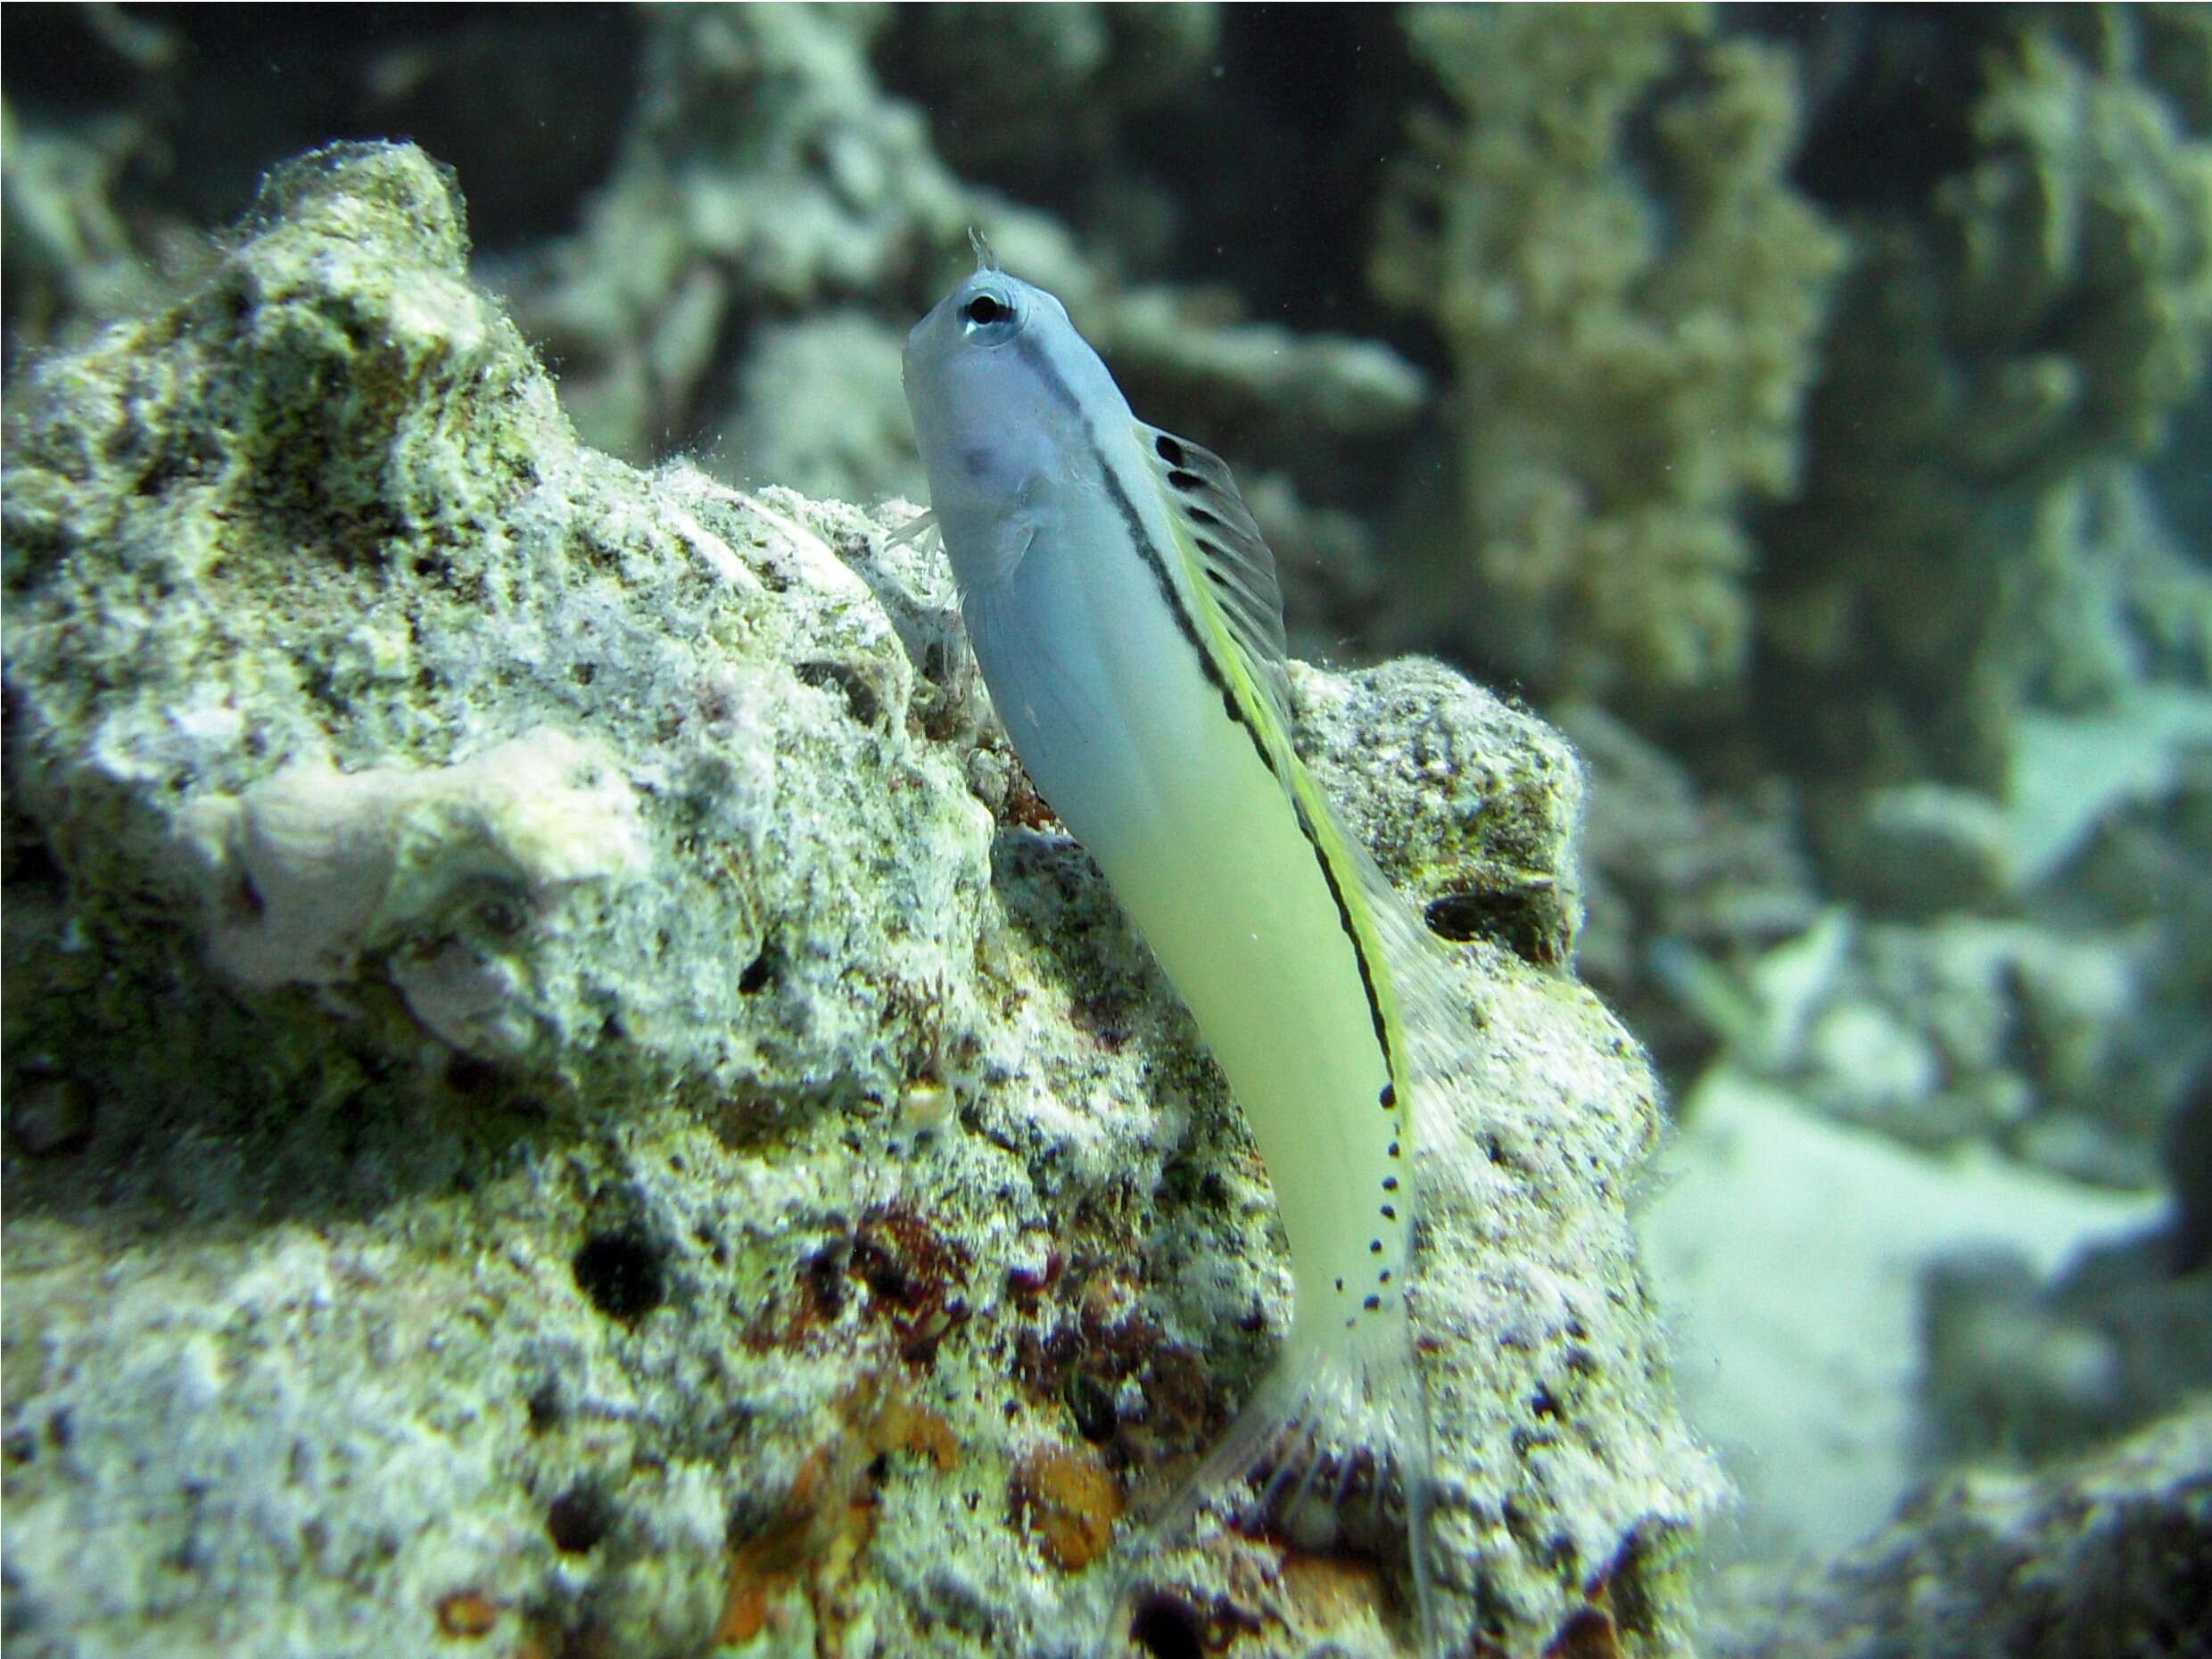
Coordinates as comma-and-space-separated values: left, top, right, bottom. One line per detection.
1, 4, 640, 252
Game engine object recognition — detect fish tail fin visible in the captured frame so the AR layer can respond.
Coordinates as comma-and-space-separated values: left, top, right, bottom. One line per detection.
1096, 1318, 1440, 1656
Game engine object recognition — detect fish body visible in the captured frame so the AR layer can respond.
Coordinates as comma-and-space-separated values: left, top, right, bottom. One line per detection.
904, 249, 1448, 1650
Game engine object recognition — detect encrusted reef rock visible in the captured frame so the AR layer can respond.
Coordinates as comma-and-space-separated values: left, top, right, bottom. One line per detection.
1761, 9, 2212, 796
2, 143, 1721, 1659
511, 4, 971, 464
1370, 4, 1845, 716
1708, 1406, 2212, 1659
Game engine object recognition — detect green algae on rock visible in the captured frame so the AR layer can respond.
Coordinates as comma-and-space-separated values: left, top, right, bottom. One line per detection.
3, 141, 1721, 1658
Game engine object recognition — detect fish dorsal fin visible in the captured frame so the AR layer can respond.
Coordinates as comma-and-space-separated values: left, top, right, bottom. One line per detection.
1135, 421, 1294, 730
1137, 413, 1466, 1011
1138, 411, 1465, 1056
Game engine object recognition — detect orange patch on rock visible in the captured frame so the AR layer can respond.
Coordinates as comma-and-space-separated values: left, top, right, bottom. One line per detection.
433, 1589, 500, 1638
714, 1377, 961, 1653
1277, 1551, 1389, 1626
1009, 1443, 1125, 1571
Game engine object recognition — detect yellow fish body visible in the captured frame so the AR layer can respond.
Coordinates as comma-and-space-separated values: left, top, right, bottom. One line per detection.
905, 243, 1457, 1654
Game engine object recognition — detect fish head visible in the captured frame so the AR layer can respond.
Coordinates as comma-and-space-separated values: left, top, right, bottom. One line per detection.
904, 261, 1124, 587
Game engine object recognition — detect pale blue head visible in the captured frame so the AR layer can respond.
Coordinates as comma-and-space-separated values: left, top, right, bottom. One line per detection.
903, 242, 1133, 588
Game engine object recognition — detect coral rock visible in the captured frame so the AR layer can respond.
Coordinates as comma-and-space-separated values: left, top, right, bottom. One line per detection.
3, 141, 1718, 1659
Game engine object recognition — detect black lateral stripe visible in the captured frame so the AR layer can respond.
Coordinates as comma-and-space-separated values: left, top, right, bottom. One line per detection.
1011, 333, 1399, 1105
1294, 791, 1395, 1070
1015, 332, 1086, 417
1012, 335, 1258, 749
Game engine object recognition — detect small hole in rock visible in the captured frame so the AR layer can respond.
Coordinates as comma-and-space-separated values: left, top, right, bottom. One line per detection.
5, 827, 62, 888
1548, 1607, 1617, 1658
545, 1484, 615, 1554
525, 1381, 564, 1433
475, 892, 528, 937
1423, 889, 1496, 943
1424, 887, 1561, 965
805, 1242, 851, 1319
573, 1229, 665, 1322
1130, 1594, 1207, 1659
1069, 1374, 1118, 1445
444, 1054, 503, 1100
738, 951, 775, 995
796, 659, 883, 729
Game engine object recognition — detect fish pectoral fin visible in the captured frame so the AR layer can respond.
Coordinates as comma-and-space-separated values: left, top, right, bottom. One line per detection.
884, 508, 937, 549
964, 574, 1100, 750
946, 498, 1043, 591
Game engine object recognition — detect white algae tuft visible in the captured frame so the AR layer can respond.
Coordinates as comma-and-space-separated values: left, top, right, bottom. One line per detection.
3, 143, 1720, 1658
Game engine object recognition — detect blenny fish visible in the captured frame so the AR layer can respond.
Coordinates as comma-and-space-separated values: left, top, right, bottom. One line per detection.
904, 238, 1463, 1654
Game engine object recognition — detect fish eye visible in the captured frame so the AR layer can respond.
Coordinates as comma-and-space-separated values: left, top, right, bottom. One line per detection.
959, 286, 1020, 343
